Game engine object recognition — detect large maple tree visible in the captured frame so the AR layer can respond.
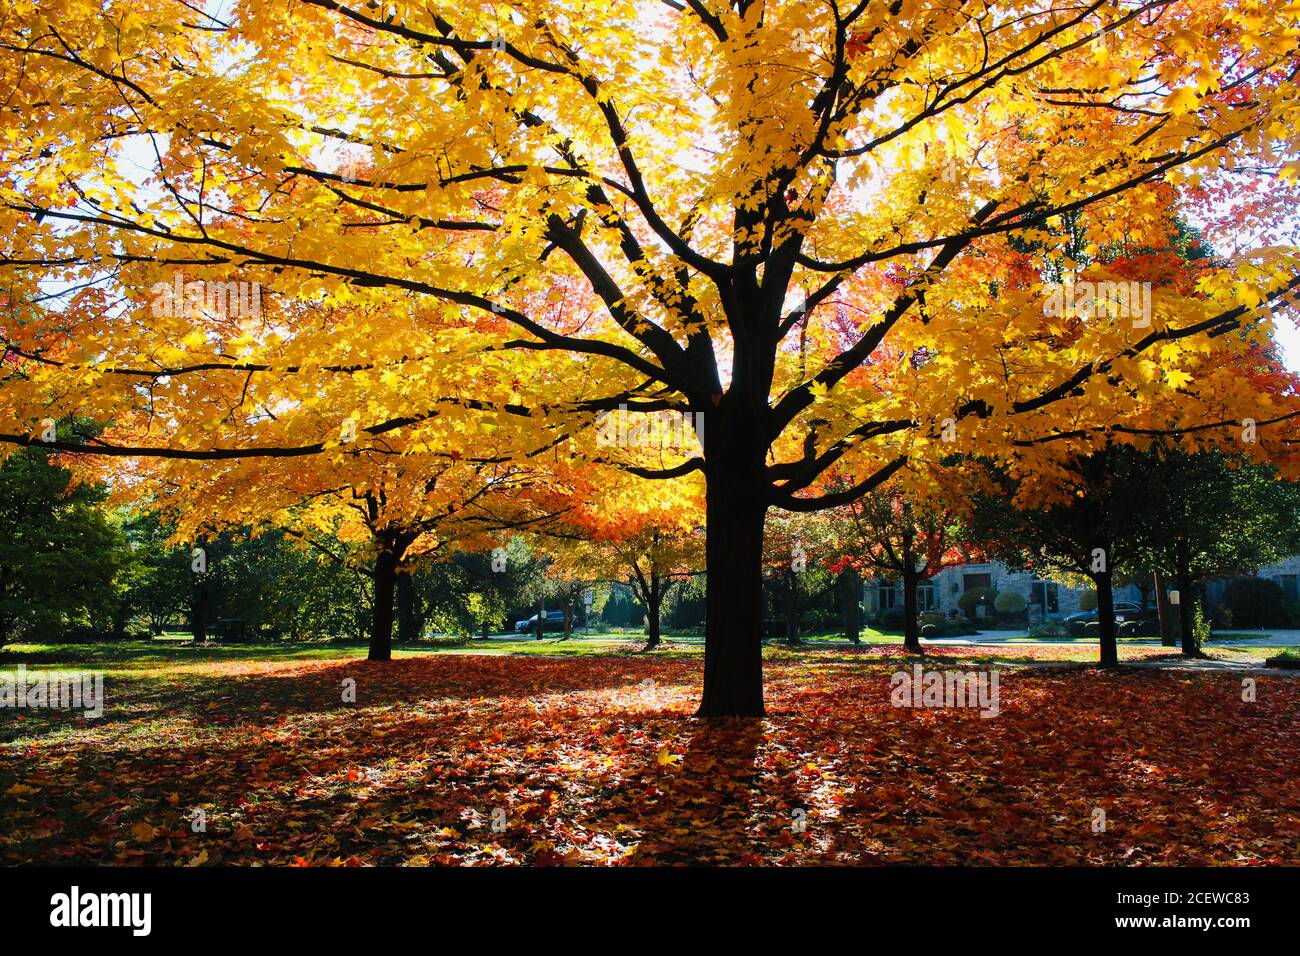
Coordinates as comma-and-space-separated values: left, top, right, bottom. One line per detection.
2, 0, 1300, 714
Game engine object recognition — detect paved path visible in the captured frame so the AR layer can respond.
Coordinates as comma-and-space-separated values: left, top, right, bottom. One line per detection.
927, 632, 1299, 648
1123, 657, 1298, 674
1216, 629, 1300, 645
475, 630, 1300, 650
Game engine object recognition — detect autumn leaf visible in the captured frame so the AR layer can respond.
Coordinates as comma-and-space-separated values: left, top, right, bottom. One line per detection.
131, 821, 157, 843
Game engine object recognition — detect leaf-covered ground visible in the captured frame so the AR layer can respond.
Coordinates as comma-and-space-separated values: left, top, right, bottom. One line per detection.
2, 643, 1296, 865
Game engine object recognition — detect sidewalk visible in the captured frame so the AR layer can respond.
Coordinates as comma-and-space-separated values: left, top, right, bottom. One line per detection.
1123, 656, 1297, 674
926, 630, 1300, 648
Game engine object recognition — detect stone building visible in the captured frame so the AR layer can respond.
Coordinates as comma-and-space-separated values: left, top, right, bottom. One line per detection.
865, 554, 1300, 626
1203, 555, 1300, 606
863, 560, 1143, 624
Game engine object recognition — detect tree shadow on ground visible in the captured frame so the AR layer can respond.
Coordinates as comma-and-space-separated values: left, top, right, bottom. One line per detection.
3, 659, 1298, 865
0, 655, 700, 742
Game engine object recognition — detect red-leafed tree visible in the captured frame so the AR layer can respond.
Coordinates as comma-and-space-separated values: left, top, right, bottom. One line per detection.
829, 474, 974, 652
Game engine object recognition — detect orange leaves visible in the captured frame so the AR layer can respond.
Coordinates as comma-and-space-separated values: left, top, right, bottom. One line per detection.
130, 821, 158, 843
1, 0, 1297, 537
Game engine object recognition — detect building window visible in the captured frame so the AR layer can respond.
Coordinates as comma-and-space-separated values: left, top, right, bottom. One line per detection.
963, 573, 992, 592
1030, 581, 1059, 613
917, 582, 936, 611
877, 579, 898, 610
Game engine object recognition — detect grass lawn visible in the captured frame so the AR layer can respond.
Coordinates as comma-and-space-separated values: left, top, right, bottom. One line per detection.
2, 639, 1296, 866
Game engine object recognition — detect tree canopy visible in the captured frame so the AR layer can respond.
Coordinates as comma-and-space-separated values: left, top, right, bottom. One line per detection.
2, 0, 1299, 713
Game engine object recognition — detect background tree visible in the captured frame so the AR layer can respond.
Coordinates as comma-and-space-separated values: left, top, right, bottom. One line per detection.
966, 447, 1148, 667
545, 522, 703, 649
534, 464, 704, 647
829, 475, 972, 653
111, 432, 556, 658
1131, 445, 1300, 654
600, 586, 645, 630
117, 511, 192, 636
0, 445, 125, 644
761, 512, 833, 645
412, 544, 539, 640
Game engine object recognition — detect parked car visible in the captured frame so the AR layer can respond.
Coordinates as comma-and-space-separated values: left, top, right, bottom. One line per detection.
1064, 602, 1143, 625
514, 610, 567, 634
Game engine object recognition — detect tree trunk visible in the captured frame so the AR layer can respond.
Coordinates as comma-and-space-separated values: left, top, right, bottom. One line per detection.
111, 603, 129, 641
901, 566, 922, 654
841, 567, 861, 644
1172, 538, 1199, 655
396, 571, 416, 643
645, 588, 662, 650
783, 570, 802, 645
698, 450, 767, 718
1176, 571, 1198, 656
535, 596, 545, 640
1154, 570, 1177, 646
369, 546, 399, 661
191, 578, 209, 643
632, 565, 662, 650
1093, 568, 1119, 667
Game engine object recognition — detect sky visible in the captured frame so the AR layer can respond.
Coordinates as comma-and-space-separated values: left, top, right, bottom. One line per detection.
1274, 321, 1300, 372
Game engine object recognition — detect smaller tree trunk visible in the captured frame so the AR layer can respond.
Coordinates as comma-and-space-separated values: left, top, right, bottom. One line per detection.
841, 567, 861, 645
395, 571, 416, 643
901, 566, 922, 654
1153, 570, 1177, 646
191, 578, 209, 643
632, 566, 663, 650
643, 570, 665, 650
1093, 568, 1119, 667
645, 595, 663, 650
1176, 571, 1198, 656
111, 603, 129, 641
782, 570, 802, 645
535, 596, 545, 640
